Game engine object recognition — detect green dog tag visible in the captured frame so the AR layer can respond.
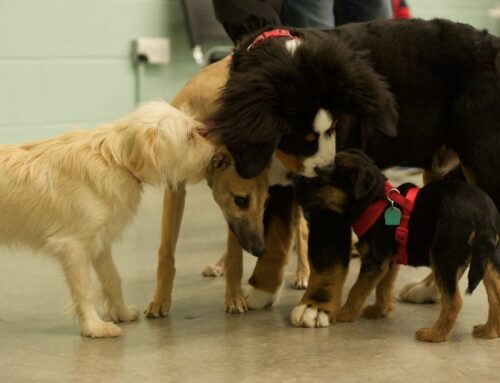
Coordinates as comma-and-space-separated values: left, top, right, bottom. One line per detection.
384, 207, 401, 226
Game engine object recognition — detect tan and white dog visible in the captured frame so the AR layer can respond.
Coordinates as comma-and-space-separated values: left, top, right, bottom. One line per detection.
0, 101, 214, 337
145, 58, 311, 318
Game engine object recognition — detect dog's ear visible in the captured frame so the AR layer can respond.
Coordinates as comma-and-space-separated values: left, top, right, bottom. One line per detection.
343, 148, 374, 164
212, 68, 289, 178
352, 167, 380, 201
298, 32, 398, 139
337, 149, 381, 200
211, 152, 231, 171
343, 65, 398, 139
228, 141, 277, 178
205, 149, 231, 188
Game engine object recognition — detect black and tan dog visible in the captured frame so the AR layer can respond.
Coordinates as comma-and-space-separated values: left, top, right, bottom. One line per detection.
293, 149, 500, 342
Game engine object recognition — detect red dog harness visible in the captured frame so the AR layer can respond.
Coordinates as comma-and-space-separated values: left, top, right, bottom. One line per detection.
352, 181, 420, 265
247, 29, 300, 50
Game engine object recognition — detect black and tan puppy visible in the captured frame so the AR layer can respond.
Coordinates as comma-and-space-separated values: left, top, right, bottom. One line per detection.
294, 149, 500, 342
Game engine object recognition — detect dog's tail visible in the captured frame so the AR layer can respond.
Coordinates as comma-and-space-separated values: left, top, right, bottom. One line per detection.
466, 222, 500, 295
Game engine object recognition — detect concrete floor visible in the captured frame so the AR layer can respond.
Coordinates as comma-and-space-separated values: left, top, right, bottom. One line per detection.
1, 174, 499, 382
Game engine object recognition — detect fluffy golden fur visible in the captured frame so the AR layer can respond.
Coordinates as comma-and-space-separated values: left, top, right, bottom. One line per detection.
0, 100, 214, 337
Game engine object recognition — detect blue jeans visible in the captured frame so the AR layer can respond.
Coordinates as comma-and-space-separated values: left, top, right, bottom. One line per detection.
280, 0, 392, 28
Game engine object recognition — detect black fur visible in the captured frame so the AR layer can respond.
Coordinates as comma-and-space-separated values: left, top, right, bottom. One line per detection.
307, 208, 351, 272
295, 150, 500, 297
309, 286, 333, 304
213, 19, 500, 184
263, 185, 295, 234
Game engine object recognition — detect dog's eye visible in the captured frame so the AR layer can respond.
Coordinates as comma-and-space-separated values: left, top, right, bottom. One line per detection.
234, 195, 250, 209
325, 127, 335, 137
306, 133, 317, 142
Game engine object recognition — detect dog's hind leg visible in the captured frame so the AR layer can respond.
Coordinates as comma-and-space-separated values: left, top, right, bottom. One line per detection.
56, 243, 121, 338
294, 210, 310, 290
416, 267, 463, 343
399, 170, 441, 304
91, 245, 139, 323
473, 262, 500, 339
363, 262, 400, 319
224, 230, 247, 314
416, 222, 468, 342
145, 186, 186, 318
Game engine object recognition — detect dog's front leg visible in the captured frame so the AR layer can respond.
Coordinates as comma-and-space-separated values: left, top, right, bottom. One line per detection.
91, 245, 139, 323
145, 185, 186, 318
291, 209, 351, 328
243, 189, 296, 309
224, 230, 247, 314
57, 244, 121, 337
294, 210, 310, 290
362, 262, 399, 319
337, 259, 392, 322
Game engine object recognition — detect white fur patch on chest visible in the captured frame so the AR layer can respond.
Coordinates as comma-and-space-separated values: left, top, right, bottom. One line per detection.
301, 108, 336, 177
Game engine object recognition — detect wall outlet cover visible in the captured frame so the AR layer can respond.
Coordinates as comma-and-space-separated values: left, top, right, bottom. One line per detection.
134, 37, 170, 64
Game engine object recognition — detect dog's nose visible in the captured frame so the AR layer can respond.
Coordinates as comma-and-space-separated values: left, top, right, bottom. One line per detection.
314, 163, 335, 178
250, 243, 266, 257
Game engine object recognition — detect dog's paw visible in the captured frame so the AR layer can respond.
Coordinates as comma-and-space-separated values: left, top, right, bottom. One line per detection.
415, 327, 448, 343
145, 300, 170, 318
225, 294, 248, 314
290, 304, 331, 328
294, 273, 309, 290
399, 279, 440, 304
242, 285, 279, 309
472, 323, 499, 339
362, 304, 392, 319
202, 264, 224, 277
106, 305, 139, 323
81, 319, 122, 338
335, 307, 358, 323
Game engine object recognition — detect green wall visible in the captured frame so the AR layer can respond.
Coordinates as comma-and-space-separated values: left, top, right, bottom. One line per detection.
0, 0, 199, 143
0, 0, 498, 144
412, 0, 499, 35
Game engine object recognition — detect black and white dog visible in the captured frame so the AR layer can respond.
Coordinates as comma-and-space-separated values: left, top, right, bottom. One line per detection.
212, 19, 500, 324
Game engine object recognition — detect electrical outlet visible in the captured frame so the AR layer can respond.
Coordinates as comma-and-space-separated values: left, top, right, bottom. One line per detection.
134, 37, 170, 64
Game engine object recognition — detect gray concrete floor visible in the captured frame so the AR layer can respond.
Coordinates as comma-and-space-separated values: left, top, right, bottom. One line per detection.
1, 172, 499, 382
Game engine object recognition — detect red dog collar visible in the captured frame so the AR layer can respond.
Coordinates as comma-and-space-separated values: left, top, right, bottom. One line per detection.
247, 29, 300, 51
352, 181, 420, 265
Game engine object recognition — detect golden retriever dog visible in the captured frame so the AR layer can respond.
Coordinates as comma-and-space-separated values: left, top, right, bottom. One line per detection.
0, 101, 214, 337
